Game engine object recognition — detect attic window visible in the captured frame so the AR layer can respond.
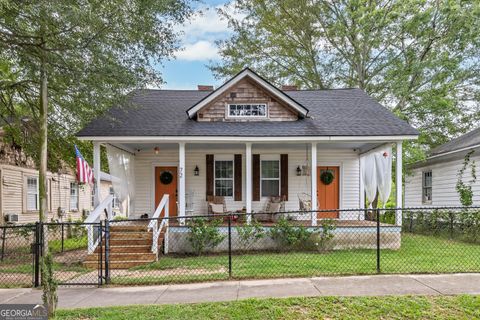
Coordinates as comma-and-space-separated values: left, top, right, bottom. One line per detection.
228, 103, 267, 118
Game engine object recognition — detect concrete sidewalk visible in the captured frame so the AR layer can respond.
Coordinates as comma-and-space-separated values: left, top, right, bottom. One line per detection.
1, 274, 479, 309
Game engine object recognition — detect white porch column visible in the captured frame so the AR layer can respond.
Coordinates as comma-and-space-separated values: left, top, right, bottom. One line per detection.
396, 141, 403, 226
310, 142, 317, 226
93, 142, 101, 207
245, 143, 252, 224
178, 142, 186, 221
359, 155, 365, 208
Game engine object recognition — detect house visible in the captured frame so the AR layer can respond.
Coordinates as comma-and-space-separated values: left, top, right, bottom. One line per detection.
405, 127, 480, 207
0, 130, 116, 224
78, 68, 418, 227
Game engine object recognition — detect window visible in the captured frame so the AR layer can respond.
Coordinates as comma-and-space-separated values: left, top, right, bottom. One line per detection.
228, 104, 267, 118
70, 182, 79, 211
261, 160, 280, 197
214, 160, 234, 196
422, 171, 432, 204
26, 177, 39, 211
109, 187, 120, 209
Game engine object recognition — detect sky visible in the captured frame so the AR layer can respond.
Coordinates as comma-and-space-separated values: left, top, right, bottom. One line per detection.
158, 0, 241, 90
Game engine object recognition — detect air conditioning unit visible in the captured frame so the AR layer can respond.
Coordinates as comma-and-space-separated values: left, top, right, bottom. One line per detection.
5, 214, 19, 223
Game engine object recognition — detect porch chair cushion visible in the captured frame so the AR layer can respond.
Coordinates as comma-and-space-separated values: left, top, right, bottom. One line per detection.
206, 195, 227, 215
209, 203, 225, 215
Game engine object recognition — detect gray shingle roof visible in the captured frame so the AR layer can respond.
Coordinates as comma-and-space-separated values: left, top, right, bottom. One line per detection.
429, 127, 480, 157
77, 88, 418, 137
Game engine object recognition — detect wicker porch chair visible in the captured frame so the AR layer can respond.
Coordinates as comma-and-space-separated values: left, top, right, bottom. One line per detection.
206, 195, 228, 216
255, 196, 286, 222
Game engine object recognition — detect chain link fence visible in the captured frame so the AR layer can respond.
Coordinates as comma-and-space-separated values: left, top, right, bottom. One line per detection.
0, 224, 36, 287
0, 207, 479, 287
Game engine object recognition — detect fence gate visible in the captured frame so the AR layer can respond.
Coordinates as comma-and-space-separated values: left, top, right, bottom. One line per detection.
32, 222, 105, 287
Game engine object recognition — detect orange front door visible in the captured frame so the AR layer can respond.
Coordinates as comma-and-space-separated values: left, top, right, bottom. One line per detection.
154, 166, 177, 217
317, 166, 340, 218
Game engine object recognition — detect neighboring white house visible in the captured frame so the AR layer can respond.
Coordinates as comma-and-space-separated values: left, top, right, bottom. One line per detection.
78, 68, 418, 226
405, 127, 480, 207
0, 133, 118, 224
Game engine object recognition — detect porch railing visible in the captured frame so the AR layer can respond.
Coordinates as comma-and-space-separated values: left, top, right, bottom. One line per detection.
148, 194, 169, 259
85, 194, 113, 254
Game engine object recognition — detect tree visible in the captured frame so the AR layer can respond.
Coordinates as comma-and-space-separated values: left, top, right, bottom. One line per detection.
0, 0, 194, 315
212, 0, 480, 162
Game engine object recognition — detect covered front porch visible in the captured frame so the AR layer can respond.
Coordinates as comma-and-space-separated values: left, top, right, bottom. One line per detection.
88, 136, 405, 227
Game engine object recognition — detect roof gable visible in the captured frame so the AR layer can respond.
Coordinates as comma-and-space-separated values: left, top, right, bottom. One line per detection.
186, 68, 309, 119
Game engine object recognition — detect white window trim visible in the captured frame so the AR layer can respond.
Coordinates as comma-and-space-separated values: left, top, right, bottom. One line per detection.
422, 170, 432, 204
226, 103, 268, 119
26, 176, 39, 212
70, 182, 79, 212
214, 155, 234, 197
260, 155, 280, 198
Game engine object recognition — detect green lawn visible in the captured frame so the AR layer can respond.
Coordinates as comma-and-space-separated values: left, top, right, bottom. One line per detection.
110, 233, 480, 285
48, 235, 88, 253
55, 295, 480, 319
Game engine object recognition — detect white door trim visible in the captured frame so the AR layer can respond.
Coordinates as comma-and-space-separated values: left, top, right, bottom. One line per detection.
317, 162, 343, 210
150, 162, 179, 214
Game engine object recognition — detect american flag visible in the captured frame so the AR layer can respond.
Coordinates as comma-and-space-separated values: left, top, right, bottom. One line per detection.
75, 145, 94, 185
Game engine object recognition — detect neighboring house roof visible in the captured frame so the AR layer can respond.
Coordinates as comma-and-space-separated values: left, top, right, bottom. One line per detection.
429, 127, 480, 157
410, 127, 480, 169
78, 88, 418, 138
186, 68, 309, 119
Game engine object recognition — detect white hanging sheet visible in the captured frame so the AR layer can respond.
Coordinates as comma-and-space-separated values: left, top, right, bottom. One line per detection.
361, 153, 377, 207
374, 147, 393, 207
106, 145, 135, 214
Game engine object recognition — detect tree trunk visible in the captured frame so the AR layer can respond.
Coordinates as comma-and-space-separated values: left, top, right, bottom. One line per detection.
39, 50, 48, 224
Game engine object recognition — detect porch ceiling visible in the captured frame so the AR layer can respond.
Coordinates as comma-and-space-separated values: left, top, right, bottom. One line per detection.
113, 141, 386, 153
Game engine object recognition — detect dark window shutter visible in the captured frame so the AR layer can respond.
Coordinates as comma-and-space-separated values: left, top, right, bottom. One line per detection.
280, 154, 288, 201
252, 154, 260, 201
234, 154, 242, 201
206, 154, 214, 199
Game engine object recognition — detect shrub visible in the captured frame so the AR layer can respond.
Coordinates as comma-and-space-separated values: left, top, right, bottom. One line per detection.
236, 220, 265, 250
380, 211, 395, 225
309, 219, 336, 251
269, 218, 316, 250
187, 218, 226, 255
66, 219, 86, 239
459, 210, 480, 243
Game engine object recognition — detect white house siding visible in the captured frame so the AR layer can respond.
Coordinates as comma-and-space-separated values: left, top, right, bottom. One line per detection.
405, 154, 480, 207
132, 144, 361, 219
0, 164, 111, 224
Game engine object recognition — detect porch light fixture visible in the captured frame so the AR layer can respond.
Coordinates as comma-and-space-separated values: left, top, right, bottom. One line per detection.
194, 165, 200, 176
154, 147, 160, 154
296, 166, 302, 176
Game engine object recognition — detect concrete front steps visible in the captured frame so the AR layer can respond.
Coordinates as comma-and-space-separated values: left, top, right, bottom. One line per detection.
83, 224, 164, 269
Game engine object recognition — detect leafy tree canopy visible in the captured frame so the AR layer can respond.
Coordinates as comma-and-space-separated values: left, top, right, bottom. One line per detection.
212, 0, 480, 163
0, 0, 194, 170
